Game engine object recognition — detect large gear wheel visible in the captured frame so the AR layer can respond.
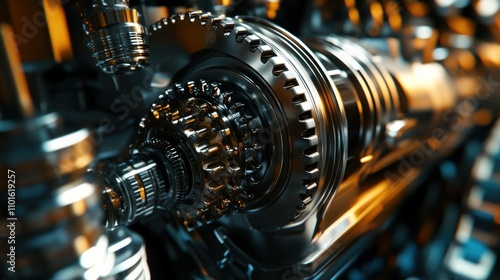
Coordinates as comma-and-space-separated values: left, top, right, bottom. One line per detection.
147, 11, 348, 229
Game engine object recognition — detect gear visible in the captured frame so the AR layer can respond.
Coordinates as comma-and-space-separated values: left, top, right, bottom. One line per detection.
147, 11, 347, 228
138, 80, 262, 227
140, 138, 188, 205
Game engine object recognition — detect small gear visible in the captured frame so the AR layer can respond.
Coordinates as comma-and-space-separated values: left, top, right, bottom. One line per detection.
140, 138, 188, 205
138, 79, 262, 227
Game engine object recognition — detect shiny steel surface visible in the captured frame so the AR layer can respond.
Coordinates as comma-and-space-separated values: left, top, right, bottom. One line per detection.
105, 227, 150, 279
147, 12, 347, 230
95, 9, 495, 275
3, 1, 500, 279
76, 0, 150, 74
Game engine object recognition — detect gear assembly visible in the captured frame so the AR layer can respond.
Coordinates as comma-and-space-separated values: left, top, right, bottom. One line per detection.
1, 0, 500, 279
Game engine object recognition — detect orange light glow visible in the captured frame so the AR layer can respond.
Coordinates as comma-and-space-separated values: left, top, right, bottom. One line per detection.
43, 0, 73, 62
348, 7, 360, 26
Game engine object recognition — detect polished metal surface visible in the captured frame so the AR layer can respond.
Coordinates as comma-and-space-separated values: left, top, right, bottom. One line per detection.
2, 1, 500, 279
76, 0, 150, 74
104, 227, 150, 280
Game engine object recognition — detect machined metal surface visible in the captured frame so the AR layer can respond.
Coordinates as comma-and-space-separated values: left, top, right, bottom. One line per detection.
3, 1, 500, 279
76, 0, 150, 74
91, 9, 496, 276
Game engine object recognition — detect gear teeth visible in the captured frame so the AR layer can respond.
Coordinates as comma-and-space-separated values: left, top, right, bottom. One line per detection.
139, 117, 146, 128
292, 93, 307, 105
140, 138, 188, 204
171, 110, 180, 123
209, 111, 220, 120
202, 145, 221, 157
206, 181, 224, 193
258, 45, 275, 63
143, 78, 262, 227
269, 57, 288, 76
303, 180, 318, 197
301, 127, 315, 139
186, 97, 196, 108
220, 19, 235, 36
180, 114, 197, 128
148, 12, 322, 223
295, 195, 312, 214
297, 100, 312, 113
248, 176, 260, 185
175, 83, 185, 95
284, 77, 299, 90
188, 10, 203, 22
219, 128, 231, 138
175, 13, 185, 22
151, 18, 167, 31
298, 110, 315, 128
211, 82, 221, 97
187, 81, 197, 94
204, 162, 226, 176
304, 145, 319, 159
199, 13, 211, 26
234, 26, 248, 44
233, 102, 245, 112
299, 195, 313, 207
245, 147, 256, 162
165, 88, 175, 97
222, 92, 234, 106
305, 163, 319, 175
194, 127, 210, 140
244, 35, 261, 52
211, 16, 223, 30
200, 80, 209, 94
241, 114, 253, 124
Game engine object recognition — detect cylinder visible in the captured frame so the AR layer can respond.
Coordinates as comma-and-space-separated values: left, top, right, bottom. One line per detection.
75, 0, 150, 74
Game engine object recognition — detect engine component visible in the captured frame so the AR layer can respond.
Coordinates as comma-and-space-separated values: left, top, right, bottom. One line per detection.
2, 1, 500, 279
90, 10, 496, 277
105, 227, 150, 279
76, 0, 150, 74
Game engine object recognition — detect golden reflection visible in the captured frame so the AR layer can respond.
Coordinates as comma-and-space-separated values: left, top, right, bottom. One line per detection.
43, 0, 73, 62
348, 7, 360, 26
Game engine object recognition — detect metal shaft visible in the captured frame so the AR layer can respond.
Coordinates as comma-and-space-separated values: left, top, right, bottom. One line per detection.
75, 0, 150, 74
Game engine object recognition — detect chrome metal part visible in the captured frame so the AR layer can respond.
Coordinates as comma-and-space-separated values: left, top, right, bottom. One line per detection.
104, 227, 150, 280
92, 10, 496, 275
76, 0, 150, 74
98, 152, 167, 229
4, 1, 500, 279
147, 13, 347, 230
